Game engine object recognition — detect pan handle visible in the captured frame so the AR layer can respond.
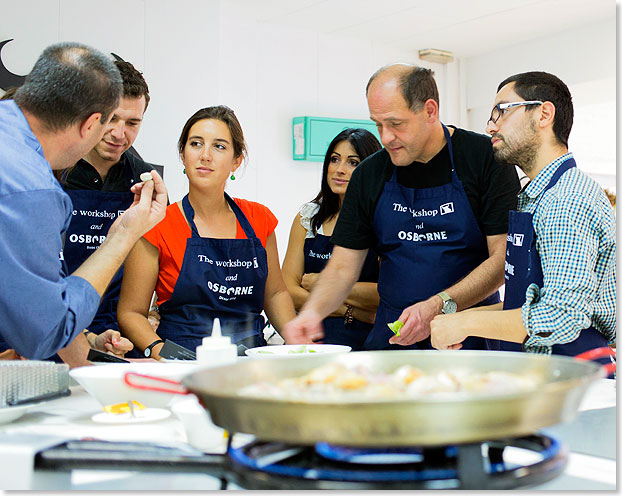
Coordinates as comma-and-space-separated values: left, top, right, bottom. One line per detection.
123, 372, 191, 395
574, 347, 616, 376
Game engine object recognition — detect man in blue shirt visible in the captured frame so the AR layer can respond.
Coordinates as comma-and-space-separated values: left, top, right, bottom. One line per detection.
430, 71, 615, 355
0, 42, 167, 360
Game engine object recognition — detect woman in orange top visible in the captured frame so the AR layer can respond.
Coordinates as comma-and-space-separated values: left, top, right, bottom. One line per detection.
117, 106, 296, 359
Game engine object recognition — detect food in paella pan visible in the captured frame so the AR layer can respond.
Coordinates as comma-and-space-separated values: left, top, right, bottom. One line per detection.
238, 363, 542, 401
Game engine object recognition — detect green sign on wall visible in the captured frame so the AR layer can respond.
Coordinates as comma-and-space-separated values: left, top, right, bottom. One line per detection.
292, 116, 380, 162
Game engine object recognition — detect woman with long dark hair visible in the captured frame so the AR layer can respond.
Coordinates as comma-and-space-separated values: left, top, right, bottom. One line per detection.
282, 128, 381, 350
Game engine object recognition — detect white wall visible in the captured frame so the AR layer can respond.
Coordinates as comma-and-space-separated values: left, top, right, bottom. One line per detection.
214, 2, 417, 258
0, 2, 615, 260
461, 18, 616, 190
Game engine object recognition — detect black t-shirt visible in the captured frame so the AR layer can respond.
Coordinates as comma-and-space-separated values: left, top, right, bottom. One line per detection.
331, 126, 520, 250
62, 151, 154, 192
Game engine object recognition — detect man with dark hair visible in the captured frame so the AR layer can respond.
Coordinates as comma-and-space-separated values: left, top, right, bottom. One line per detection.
282, 63, 520, 350
57, 60, 156, 354
0, 42, 167, 360
430, 71, 615, 356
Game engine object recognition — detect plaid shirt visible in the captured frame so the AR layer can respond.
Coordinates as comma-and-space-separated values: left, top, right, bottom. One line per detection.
518, 153, 616, 353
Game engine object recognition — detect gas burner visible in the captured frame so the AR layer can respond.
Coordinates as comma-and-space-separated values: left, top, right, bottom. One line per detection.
35, 433, 567, 490
228, 434, 567, 490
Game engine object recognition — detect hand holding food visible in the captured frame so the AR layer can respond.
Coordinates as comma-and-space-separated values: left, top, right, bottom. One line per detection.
140, 172, 154, 182
387, 320, 404, 336
108, 169, 167, 239
388, 297, 441, 346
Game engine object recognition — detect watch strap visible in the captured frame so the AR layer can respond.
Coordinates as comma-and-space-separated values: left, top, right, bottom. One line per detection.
144, 339, 164, 357
438, 291, 451, 304
437, 291, 457, 314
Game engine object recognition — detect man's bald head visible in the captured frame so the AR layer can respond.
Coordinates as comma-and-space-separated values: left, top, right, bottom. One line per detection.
366, 64, 439, 113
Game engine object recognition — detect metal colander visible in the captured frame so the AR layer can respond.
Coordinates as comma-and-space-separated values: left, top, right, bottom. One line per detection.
0, 361, 70, 407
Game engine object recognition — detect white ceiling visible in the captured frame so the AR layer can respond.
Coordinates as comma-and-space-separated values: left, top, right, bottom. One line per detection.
226, 0, 615, 58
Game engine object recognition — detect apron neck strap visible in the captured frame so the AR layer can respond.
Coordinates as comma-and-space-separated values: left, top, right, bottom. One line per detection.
440, 123, 455, 172
543, 157, 576, 193
182, 193, 259, 239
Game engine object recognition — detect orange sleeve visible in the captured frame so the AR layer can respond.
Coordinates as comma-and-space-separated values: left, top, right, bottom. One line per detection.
145, 199, 278, 306
143, 203, 191, 306
234, 198, 278, 247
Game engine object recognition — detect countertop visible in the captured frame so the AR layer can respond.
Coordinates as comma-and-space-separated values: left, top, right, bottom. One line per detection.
0, 377, 615, 491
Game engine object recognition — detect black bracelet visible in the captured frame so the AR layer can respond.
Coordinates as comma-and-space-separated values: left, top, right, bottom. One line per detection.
344, 304, 354, 325
144, 339, 165, 358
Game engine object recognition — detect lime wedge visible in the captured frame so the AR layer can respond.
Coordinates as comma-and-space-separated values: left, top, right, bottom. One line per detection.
387, 320, 404, 336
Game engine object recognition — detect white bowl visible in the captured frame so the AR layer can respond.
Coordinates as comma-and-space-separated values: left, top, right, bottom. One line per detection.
171, 397, 227, 452
245, 344, 351, 358
69, 362, 202, 408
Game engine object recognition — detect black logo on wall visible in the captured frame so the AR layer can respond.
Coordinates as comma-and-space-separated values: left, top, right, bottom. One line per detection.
0, 39, 27, 90
0, 42, 157, 170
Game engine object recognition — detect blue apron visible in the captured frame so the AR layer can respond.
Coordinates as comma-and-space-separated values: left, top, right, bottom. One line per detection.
63, 166, 135, 334
155, 194, 268, 352
304, 233, 379, 351
366, 124, 499, 350
501, 158, 608, 356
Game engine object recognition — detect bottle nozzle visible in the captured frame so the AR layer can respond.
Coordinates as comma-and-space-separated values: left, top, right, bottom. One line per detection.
212, 318, 222, 337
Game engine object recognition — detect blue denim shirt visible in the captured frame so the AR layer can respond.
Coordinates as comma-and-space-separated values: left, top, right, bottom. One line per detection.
0, 100, 100, 358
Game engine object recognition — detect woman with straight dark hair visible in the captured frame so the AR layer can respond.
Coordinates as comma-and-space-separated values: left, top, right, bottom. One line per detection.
282, 128, 382, 350
118, 106, 296, 359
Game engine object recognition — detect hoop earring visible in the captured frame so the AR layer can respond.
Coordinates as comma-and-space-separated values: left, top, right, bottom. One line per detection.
230, 173, 236, 180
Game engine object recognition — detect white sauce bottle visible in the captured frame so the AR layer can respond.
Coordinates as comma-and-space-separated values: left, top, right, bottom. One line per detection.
196, 318, 237, 366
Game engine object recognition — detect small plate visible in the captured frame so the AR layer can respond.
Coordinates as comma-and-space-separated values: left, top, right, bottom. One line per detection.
245, 344, 351, 357
0, 404, 30, 425
91, 408, 171, 424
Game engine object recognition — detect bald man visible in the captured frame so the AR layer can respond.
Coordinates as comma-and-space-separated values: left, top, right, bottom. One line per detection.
282, 64, 520, 350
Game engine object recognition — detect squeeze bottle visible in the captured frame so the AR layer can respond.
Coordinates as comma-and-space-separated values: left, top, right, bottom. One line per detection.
196, 318, 237, 366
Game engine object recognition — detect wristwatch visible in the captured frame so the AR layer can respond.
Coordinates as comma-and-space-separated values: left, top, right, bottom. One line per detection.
144, 339, 164, 358
437, 291, 457, 314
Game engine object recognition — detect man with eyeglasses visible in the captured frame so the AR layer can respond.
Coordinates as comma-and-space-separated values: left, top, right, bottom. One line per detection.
430, 71, 616, 357
283, 64, 520, 350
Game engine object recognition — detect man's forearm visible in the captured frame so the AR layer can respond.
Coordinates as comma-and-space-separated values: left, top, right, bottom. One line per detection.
444, 235, 506, 311
72, 230, 138, 296
300, 246, 366, 317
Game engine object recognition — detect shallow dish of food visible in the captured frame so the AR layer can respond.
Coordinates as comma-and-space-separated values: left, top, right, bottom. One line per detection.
245, 344, 351, 358
183, 350, 607, 447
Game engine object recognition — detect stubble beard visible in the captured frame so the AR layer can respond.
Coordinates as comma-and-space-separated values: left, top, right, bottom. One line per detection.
94, 141, 124, 164
493, 120, 540, 175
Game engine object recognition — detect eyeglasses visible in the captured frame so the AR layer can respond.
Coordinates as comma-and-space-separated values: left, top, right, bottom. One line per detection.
488, 101, 543, 124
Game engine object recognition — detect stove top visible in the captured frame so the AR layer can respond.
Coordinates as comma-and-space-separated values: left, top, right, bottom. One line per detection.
35, 433, 567, 490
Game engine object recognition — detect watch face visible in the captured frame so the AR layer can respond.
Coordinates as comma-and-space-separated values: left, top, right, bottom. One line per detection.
144, 347, 151, 358
443, 300, 457, 314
